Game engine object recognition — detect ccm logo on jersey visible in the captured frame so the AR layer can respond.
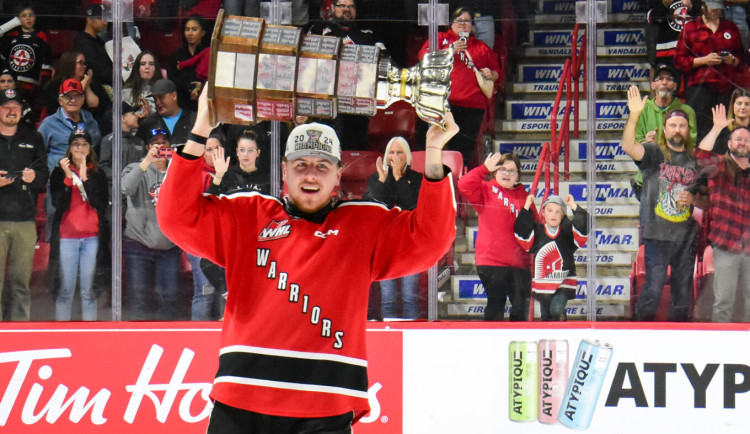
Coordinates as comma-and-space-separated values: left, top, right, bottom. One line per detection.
258, 219, 292, 242
315, 229, 339, 239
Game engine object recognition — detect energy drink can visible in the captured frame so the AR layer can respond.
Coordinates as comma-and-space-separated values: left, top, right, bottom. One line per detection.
509, 341, 538, 422
558, 339, 613, 430
538, 339, 568, 424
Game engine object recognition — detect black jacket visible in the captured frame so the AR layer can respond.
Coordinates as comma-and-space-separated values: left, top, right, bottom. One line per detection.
0, 124, 48, 221
136, 108, 196, 147
363, 166, 422, 210
207, 164, 271, 196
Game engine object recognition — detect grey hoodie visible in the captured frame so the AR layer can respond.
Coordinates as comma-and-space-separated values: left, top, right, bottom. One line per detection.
121, 162, 176, 250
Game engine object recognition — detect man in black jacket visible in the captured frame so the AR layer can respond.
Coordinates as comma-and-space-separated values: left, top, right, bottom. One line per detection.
74, 3, 113, 87
136, 79, 196, 147
0, 88, 48, 320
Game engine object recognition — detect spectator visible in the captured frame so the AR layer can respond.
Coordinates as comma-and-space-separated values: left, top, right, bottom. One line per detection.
99, 102, 146, 186
122, 50, 163, 117
515, 195, 589, 321
458, 152, 536, 321
0, 88, 48, 321
74, 3, 113, 87
696, 108, 750, 322
121, 129, 182, 320
700, 87, 750, 155
632, 63, 697, 198
417, 6, 499, 167
42, 51, 109, 130
208, 129, 270, 195
156, 86, 458, 431
136, 78, 196, 146
167, 15, 208, 112
48, 130, 108, 321
0, 4, 52, 113
0, 67, 36, 127
674, 0, 743, 141
623, 85, 699, 321
644, 0, 700, 89
308, 0, 386, 150
450, 1, 501, 49
363, 136, 423, 319
723, 0, 749, 51
39, 79, 101, 175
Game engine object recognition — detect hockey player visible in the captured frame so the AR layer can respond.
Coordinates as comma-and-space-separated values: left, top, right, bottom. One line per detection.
156, 88, 459, 432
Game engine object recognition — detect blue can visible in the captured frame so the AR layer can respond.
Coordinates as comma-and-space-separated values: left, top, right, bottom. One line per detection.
558, 339, 613, 430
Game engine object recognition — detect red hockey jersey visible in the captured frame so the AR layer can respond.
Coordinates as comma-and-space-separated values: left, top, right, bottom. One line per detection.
157, 154, 456, 418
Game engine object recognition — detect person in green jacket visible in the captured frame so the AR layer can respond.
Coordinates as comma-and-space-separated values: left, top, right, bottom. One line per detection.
631, 64, 697, 199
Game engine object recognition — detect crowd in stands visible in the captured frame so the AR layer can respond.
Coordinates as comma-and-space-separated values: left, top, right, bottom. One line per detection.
2, 0, 750, 323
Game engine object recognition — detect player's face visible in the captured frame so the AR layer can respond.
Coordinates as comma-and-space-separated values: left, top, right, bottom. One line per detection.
543, 203, 564, 228
734, 96, 750, 120
282, 157, 342, 213
494, 160, 519, 189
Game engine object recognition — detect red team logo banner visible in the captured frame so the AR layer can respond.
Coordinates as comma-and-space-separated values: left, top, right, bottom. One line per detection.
0, 323, 403, 433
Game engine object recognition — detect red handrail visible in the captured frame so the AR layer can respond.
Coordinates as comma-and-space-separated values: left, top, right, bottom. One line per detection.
532, 23, 586, 199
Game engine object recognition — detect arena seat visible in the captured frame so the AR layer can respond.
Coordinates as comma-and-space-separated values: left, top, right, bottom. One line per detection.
366, 101, 417, 154
339, 150, 381, 199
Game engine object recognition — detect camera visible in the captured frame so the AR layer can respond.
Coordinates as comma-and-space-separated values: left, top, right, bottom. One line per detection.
719, 51, 731, 57
156, 147, 174, 159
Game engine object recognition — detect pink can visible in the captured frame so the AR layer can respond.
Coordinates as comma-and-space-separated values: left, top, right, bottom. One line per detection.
538, 339, 569, 424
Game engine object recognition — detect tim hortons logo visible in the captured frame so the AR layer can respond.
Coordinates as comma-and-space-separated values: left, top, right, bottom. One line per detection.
0, 345, 212, 426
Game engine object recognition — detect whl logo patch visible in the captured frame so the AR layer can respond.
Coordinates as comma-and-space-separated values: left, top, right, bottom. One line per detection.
258, 219, 291, 242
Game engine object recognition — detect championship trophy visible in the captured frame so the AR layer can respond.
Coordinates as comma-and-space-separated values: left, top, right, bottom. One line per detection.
207, 10, 453, 128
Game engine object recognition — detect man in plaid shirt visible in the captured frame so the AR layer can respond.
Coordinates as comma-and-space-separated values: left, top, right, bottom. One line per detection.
697, 104, 750, 322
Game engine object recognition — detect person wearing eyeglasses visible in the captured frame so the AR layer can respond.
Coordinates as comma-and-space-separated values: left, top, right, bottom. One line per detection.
458, 152, 536, 321
417, 6, 500, 167
41, 51, 106, 123
48, 130, 108, 321
0, 88, 48, 321
308, 0, 386, 150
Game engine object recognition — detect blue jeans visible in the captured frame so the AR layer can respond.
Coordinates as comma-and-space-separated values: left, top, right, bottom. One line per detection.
725, 5, 749, 50
188, 253, 215, 321
57, 236, 99, 321
380, 273, 420, 319
223, 0, 260, 15
635, 236, 696, 321
123, 238, 181, 320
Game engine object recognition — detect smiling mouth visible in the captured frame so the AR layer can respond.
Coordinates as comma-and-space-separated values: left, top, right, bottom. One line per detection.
301, 185, 319, 193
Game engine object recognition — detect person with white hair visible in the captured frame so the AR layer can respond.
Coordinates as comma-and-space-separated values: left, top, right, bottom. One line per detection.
364, 136, 423, 319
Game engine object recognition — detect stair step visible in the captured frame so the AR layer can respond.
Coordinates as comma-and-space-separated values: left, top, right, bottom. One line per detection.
530, 28, 645, 47
522, 45, 646, 58
512, 81, 648, 94
450, 275, 631, 303
517, 63, 650, 83
459, 250, 637, 266
465, 225, 638, 253
505, 99, 627, 120
443, 299, 629, 320
518, 160, 636, 174
499, 119, 627, 132
533, 0, 645, 25
497, 140, 632, 161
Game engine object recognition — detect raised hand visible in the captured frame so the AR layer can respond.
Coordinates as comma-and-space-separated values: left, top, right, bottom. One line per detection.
484, 152, 502, 172
627, 85, 647, 117
711, 104, 733, 131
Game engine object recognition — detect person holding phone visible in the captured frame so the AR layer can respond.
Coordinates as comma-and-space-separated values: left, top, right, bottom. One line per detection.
121, 129, 182, 320
675, 0, 743, 141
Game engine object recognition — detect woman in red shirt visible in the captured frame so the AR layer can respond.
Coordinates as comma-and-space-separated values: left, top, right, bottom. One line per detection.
49, 130, 108, 321
417, 6, 500, 167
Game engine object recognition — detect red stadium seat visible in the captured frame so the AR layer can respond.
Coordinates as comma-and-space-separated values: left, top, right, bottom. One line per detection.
410, 150, 464, 181
339, 150, 381, 199
366, 101, 417, 154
